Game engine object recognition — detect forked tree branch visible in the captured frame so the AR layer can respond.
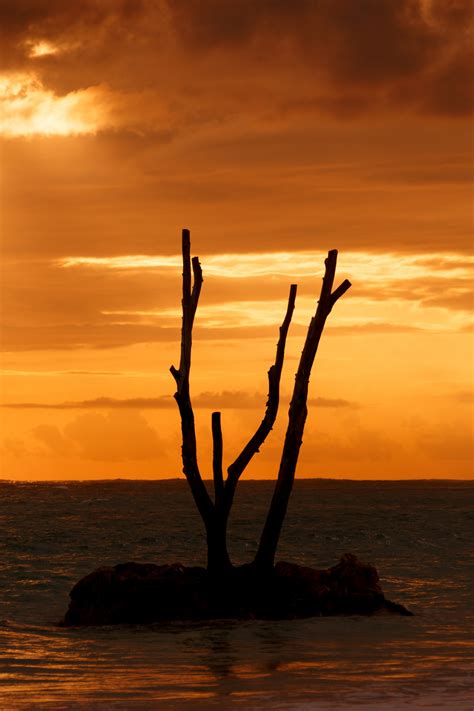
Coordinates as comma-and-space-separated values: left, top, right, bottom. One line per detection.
170, 229, 214, 523
223, 283, 297, 514
170, 232, 350, 574
255, 250, 351, 569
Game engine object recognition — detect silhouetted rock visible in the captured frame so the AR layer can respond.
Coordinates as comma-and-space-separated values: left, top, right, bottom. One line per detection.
60, 554, 412, 626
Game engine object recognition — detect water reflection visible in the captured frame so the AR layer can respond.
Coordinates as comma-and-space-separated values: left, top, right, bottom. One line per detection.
1, 616, 473, 708
1, 480, 473, 707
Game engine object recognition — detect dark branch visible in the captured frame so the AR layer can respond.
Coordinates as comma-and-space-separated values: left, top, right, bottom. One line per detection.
255, 251, 351, 570
191, 256, 203, 316
178, 228, 192, 380
212, 411, 224, 506
320, 249, 338, 300
170, 229, 214, 523
224, 283, 297, 514
329, 279, 352, 309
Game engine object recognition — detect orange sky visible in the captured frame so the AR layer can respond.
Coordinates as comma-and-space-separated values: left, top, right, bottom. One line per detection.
1, 0, 473, 480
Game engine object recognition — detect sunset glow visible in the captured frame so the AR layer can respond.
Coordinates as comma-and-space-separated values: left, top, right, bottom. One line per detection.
1, 0, 472, 482
1, 5, 473, 709
0, 73, 107, 137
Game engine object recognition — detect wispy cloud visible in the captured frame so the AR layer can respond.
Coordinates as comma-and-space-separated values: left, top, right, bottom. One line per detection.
2, 393, 358, 410
0, 369, 159, 377
5, 396, 175, 410
59, 250, 474, 281
3, 248, 472, 351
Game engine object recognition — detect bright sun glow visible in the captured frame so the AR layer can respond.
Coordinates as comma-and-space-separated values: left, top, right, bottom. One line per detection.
27, 40, 60, 58
0, 73, 108, 137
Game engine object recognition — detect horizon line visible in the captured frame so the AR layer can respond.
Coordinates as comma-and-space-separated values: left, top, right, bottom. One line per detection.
1, 477, 472, 484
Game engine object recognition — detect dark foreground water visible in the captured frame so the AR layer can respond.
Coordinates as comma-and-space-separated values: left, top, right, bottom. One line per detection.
0, 479, 473, 710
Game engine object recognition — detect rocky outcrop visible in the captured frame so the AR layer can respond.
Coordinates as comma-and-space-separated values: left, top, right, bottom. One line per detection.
60, 553, 412, 626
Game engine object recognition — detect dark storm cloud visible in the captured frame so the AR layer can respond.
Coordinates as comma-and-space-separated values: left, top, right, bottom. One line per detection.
168, 0, 473, 116
418, 46, 474, 117
1, 0, 472, 118
0, 0, 145, 65
171, 0, 436, 82
430, 0, 473, 28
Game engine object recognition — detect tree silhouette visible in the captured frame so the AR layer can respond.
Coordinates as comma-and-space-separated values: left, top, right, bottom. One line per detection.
171, 229, 351, 575
62, 235, 412, 625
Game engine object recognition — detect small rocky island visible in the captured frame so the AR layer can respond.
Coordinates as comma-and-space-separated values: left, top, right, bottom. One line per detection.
61, 554, 412, 626
61, 232, 411, 626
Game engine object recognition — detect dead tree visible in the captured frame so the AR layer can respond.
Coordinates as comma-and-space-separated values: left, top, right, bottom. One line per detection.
171, 229, 351, 575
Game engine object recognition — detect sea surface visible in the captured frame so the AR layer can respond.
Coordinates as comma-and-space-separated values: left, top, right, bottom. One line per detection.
0, 479, 473, 710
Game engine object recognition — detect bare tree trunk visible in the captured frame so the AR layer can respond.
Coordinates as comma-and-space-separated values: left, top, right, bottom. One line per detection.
208, 410, 231, 573
205, 510, 231, 575
212, 411, 224, 507
254, 250, 351, 570
170, 230, 224, 570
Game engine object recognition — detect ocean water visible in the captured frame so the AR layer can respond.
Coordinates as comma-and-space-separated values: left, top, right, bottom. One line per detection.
0, 479, 473, 710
